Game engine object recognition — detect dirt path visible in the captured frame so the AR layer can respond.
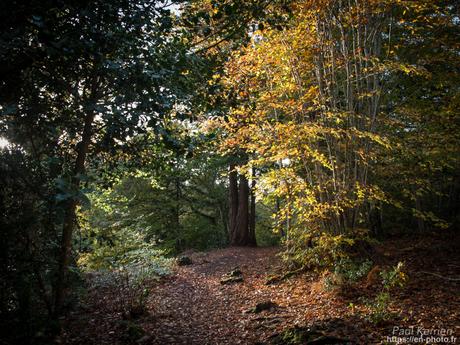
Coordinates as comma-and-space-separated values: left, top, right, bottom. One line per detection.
143, 247, 286, 344
63, 234, 460, 345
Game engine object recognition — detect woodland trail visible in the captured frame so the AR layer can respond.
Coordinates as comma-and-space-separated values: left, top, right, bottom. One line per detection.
144, 247, 284, 344
63, 233, 460, 345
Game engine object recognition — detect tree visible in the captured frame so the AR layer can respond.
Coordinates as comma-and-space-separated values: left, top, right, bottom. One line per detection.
78, 128, 230, 270
220, 0, 460, 267
179, 0, 294, 248
227, 161, 257, 246
376, 0, 460, 232
0, 0, 194, 318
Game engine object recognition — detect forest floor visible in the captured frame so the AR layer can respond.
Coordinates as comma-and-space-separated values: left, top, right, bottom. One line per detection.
61, 231, 460, 345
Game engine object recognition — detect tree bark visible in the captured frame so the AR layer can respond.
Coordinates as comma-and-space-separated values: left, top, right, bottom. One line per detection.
228, 163, 239, 242
233, 173, 249, 245
415, 195, 425, 232
174, 177, 182, 251
248, 167, 257, 246
229, 163, 256, 246
53, 109, 95, 316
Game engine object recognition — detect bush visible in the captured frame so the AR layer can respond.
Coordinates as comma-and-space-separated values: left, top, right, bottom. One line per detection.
116, 269, 150, 320
334, 258, 373, 283
82, 246, 173, 319
78, 239, 173, 275
89, 257, 171, 320
367, 291, 391, 324
364, 262, 407, 324
282, 232, 356, 271
322, 258, 374, 290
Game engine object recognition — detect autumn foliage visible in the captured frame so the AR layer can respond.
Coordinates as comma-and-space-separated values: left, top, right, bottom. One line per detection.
220, 0, 460, 267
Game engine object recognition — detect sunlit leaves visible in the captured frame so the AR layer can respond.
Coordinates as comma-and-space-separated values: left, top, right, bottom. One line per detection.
217, 0, 459, 268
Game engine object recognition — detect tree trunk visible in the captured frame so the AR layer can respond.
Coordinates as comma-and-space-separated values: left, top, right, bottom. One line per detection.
275, 198, 285, 237
229, 164, 256, 246
248, 168, 257, 246
415, 195, 425, 232
228, 163, 239, 242
232, 173, 249, 245
53, 110, 95, 316
174, 177, 182, 251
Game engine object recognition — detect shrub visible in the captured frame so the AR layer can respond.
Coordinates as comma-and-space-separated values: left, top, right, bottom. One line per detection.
321, 258, 374, 291
78, 243, 172, 275
364, 262, 407, 324
84, 247, 173, 319
282, 232, 356, 271
334, 258, 373, 283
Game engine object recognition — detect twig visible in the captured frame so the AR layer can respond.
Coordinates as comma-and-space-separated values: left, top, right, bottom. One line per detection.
419, 271, 460, 282
266, 266, 305, 285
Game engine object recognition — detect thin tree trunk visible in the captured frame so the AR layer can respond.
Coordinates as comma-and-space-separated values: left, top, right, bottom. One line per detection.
174, 177, 182, 251
54, 109, 95, 316
415, 195, 425, 232
228, 163, 239, 242
275, 198, 285, 237
248, 167, 257, 246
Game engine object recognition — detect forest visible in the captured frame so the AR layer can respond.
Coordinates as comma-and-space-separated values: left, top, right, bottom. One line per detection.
0, 0, 459, 344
